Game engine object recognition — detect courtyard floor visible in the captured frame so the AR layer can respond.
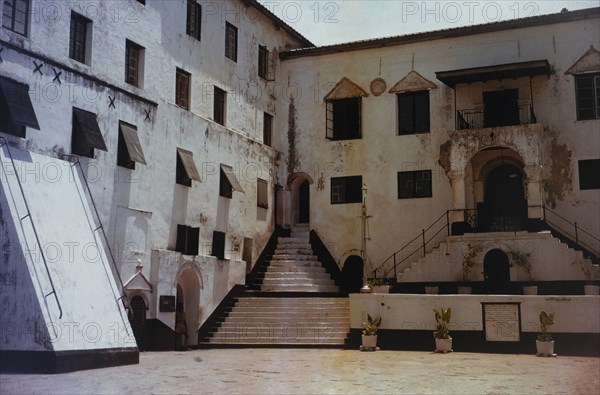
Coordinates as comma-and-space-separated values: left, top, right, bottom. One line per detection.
1, 348, 599, 394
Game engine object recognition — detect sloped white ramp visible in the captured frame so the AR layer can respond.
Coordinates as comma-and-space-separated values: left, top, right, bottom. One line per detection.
0, 144, 137, 373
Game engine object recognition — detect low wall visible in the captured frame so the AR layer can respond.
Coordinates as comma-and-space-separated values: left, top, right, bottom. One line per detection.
349, 293, 600, 356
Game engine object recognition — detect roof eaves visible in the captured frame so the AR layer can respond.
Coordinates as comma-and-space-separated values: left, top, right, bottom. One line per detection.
280, 7, 600, 60
244, 0, 313, 47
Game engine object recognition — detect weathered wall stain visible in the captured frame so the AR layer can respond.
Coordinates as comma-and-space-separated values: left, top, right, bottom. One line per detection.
287, 96, 298, 176
438, 140, 452, 177
542, 132, 573, 209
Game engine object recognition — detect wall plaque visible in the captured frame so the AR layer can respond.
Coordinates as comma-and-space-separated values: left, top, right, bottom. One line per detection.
159, 295, 176, 312
482, 303, 521, 342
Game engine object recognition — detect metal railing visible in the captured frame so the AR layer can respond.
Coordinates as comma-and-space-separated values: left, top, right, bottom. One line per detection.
456, 104, 537, 130
62, 154, 131, 335
371, 205, 599, 280
0, 137, 63, 319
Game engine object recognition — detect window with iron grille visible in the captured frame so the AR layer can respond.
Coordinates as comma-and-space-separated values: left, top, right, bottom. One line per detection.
578, 159, 600, 190
398, 170, 432, 199
214, 86, 226, 126
575, 73, 600, 120
186, 0, 201, 40
257, 179, 268, 209
331, 176, 362, 204
69, 11, 91, 64
175, 68, 191, 110
325, 98, 361, 140
397, 91, 430, 135
225, 22, 238, 62
263, 112, 273, 146
258, 45, 269, 79
125, 40, 144, 87
2, 0, 29, 36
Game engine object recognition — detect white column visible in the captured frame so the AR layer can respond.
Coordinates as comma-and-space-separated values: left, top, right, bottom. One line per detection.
524, 165, 543, 219
448, 170, 466, 222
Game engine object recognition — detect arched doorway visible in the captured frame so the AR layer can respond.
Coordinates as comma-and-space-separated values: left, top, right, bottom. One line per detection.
481, 164, 527, 232
129, 295, 147, 351
298, 180, 310, 224
176, 266, 201, 348
484, 249, 510, 294
342, 255, 364, 295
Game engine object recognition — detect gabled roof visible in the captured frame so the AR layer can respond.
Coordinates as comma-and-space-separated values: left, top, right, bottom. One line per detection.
389, 70, 437, 93
566, 46, 600, 74
324, 77, 369, 101
281, 7, 600, 60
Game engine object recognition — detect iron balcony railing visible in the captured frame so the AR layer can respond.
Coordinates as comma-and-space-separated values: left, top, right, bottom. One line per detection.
456, 104, 537, 130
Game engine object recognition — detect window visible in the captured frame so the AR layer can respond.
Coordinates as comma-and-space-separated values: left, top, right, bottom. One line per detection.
175, 68, 191, 110
214, 86, 226, 126
211, 231, 226, 260
225, 22, 238, 62
257, 179, 268, 209
263, 112, 273, 146
258, 45, 269, 79
186, 0, 201, 40
398, 91, 430, 134
2, 0, 29, 36
398, 170, 432, 199
0, 77, 39, 138
125, 40, 144, 87
176, 225, 199, 256
136, 0, 146, 4
331, 176, 362, 204
578, 159, 600, 190
575, 74, 600, 120
220, 164, 244, 198
71, 108, 107, 158
326, 98, 361, 140
117, 122, 146, 169
69, 11, 91, 64
176, 147, 201, 187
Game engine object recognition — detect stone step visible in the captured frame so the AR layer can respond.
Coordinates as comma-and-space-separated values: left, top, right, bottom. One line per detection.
264, 271, 331, 280
234, 297, 347, 305
224, 315, 349, 322
261, 284, 340, 292
221, 318, 349, 326
274, 248, 314, 255
277, 237, 311, 244
271, 254, 318, 261
275, 242, 312, 249
262, 277, 336, 285
266, 265, 327, 273
290, 232, 310, 239
208, 337, 347, 345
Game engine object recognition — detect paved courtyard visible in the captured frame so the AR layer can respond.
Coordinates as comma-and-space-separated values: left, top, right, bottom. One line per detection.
1, 348, 599, 394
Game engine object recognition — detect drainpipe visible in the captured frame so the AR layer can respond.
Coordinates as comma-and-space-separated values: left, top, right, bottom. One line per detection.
360, 184, 373, 293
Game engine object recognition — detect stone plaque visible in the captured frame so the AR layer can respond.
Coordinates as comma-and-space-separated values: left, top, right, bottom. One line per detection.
482, 303, 521, 342
159, 295, 176, 312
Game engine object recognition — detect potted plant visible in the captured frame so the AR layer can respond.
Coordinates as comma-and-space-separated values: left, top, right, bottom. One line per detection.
572, 258, 600, 295
459, 244, 483, 294
433, 307, 452, 353
361, 314, 381, 351
536, 311, 555, 357
508, 249, 536, 294
368, 278, 391, 294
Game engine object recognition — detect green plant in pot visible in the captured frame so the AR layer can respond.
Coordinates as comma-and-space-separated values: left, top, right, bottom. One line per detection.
361, 314, 381, 350
536, 311, 555, 357
572, 258, 600, 294
433, 307, 452, 353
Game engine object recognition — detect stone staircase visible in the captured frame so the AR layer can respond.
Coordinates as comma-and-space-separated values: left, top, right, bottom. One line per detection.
261, 224, 339, 292
202, 225, 349, 347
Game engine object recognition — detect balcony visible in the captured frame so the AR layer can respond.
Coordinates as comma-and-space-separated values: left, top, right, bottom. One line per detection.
456, 103, 536, 131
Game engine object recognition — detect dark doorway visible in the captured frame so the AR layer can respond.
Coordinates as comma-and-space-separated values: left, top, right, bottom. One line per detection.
484, 249, 510, 294
298, 180, 310, 223
480, 163, 527, 232
341, 255, 364, 295
129, 296, 147, 351
483, 89, 519, 127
